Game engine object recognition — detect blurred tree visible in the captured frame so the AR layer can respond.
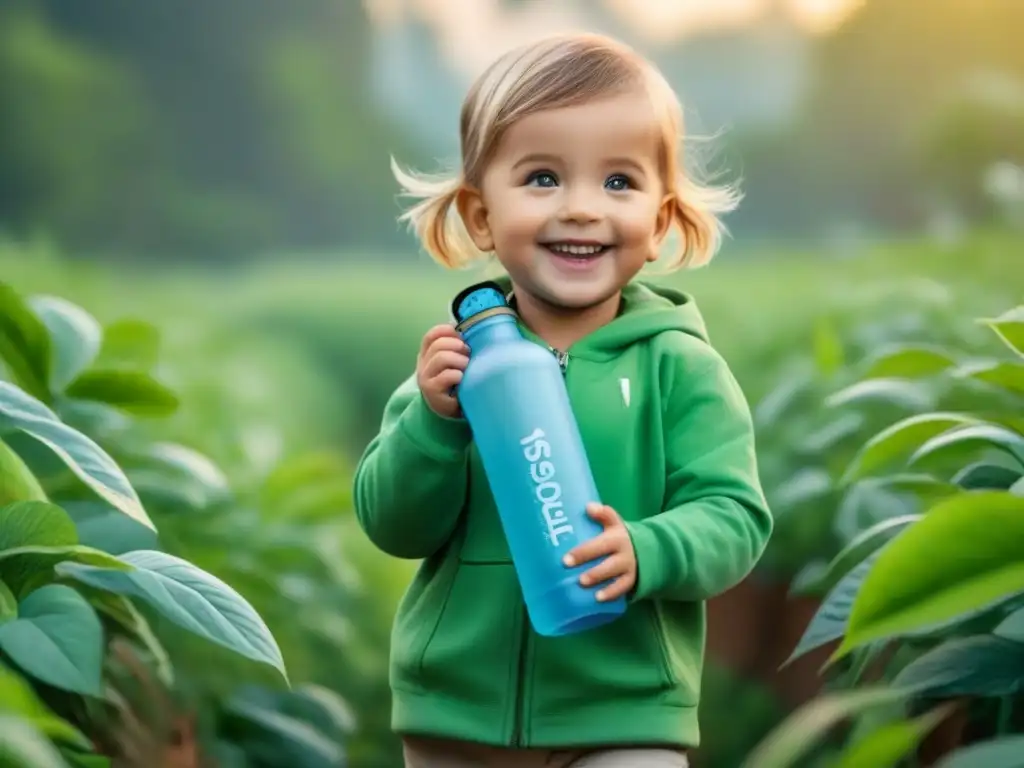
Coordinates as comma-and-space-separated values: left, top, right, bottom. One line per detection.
0, 0, 426, 260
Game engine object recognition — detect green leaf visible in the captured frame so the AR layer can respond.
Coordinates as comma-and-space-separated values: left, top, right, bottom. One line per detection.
62, 751, 111, 768
893, 635, 1024, 697
0, 584, 103, 696
957, 360, 1024, 396
953, 462, 1023, 490
0, 502, 78, 551
826, 378, 935, 412
935, 735, 1024, 767
860, 345, 958, 380
0, 544, 131, 597
64, 370, 179, 417
0, 440, 47, 507
96, 319, 160, 371
833, 705, 952, 768
842, 413, 980, 484
28, 296, 102, 393
0, 381, 154, 530
0, 282, 51, 401
740, 687, 905, 768
0, 663, 90, 748
996, 606, 1024, 641
815, 515, 920, 596
0, 714, 71, 768
982, 306, 1024, 358
57, 550, 286, 680
835, 492, 1024, 661
76, 586, 172, 685
813, 318, 844, 377
62, 501, 158, 556
784, 551, 884, 666
0, 580, 16, 621
909, 423, 1024, 468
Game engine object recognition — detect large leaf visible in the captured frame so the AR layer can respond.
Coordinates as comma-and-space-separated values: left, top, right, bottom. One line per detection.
57, 550, 286, 679
953, 462, 1023, 490
740, 687, 904, 768
0, 381, 153, 530
784, 551, 884, 665
825, 378, 935, 412
893, 635, 1024, 697
814, 515, 920, 596
842, 413, 980, 484
0, 714, 70, 768
957, 360, 1024, 396
28, 296, 102, 393
983, 306, 1024, 358
0, 438, 47, 507
0, 584, 103, 696
833, 705, 952, 768
222, 697, 345, 768
860, 344, 958, 380
0, 544, 131, 597
0, 663, 89, 748
65, 370, 179, 417
96, 318, 160, 370
936, 735, 1024, 768
62, 501, 159, 555
909, 423, 1024, 468
124, 442, 230, 511
0, 580, 16, 620
0, 501, 78, 551
0, 282, 51, 401
835, 492, 1024, 660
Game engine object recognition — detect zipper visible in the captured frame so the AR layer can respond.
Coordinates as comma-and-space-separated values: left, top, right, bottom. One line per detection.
510, 605, 530, 746
511, 346, 567, 746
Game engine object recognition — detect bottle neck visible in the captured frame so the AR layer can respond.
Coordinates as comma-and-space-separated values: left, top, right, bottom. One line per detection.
462, 314, 522, 352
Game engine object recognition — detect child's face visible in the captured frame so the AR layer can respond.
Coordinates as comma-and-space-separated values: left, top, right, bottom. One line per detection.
458, 88, 673, 314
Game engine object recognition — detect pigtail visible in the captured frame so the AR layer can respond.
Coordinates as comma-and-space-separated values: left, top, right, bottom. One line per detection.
668, 171, 743, 270
391, 156, 481, 269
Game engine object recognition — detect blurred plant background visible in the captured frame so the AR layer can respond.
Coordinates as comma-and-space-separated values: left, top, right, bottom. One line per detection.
0, 1, 1021, 766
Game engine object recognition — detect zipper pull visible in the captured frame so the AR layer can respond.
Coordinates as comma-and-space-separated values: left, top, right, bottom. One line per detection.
549, 347, 569, 372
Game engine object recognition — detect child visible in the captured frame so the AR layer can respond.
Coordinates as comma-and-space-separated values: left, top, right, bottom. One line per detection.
353, 31, 773, 768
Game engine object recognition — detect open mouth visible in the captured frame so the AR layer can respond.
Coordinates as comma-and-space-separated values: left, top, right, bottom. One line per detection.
541, 242, 612, 260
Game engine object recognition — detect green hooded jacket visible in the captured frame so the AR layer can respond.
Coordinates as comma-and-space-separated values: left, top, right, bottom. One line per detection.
352, 277, 773, 749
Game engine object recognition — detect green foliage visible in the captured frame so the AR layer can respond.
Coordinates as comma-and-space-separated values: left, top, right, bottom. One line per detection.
0, 279, 363, 765
749, 294, 1024, 764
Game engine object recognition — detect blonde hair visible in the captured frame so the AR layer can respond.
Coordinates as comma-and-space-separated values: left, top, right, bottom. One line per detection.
392, 32, 740, 271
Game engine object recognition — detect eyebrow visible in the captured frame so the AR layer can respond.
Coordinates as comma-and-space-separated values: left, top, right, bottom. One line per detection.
510, 154, 648, 175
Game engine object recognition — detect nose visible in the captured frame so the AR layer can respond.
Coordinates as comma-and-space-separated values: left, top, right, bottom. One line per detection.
557, 184, 601, 224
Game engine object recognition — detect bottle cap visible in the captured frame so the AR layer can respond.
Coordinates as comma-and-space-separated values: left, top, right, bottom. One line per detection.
451, 281, 509, 325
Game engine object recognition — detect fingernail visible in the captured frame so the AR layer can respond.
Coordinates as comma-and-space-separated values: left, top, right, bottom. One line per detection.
579, 575, 590, 586
596, 590, 606, 602
563, 555, 575, 567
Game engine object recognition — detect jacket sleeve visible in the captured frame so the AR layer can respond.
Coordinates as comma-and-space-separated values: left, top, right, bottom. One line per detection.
625, 339, 773, 603
352, 374, 472, 559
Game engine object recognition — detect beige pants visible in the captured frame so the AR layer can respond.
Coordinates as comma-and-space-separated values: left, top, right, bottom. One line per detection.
402, 736, 689, 768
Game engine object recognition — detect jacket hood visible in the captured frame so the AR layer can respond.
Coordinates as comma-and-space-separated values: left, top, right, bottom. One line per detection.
467, 275, 710, 361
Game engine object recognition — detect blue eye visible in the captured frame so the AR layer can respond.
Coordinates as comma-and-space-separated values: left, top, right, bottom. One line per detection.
605, 174, 632, 191
526, 171, 558, 187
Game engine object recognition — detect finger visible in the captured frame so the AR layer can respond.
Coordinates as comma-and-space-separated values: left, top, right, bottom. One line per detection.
430, 368, 463, 393
563, 531, 618, 568
596, 573, 636, 603
427, 335, 471, 359
424, 350, 470, 379
419, 324, 461, 358
579, 554, 627, 587
586, 503, 620, 528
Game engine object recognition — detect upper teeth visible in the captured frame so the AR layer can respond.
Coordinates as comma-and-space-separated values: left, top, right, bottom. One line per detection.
549, 244, 604, 256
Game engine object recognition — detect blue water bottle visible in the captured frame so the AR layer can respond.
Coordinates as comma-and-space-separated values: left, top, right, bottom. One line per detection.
452, 281, 627, 637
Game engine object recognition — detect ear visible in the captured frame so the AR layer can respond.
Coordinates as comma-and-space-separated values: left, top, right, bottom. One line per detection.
455, 184, 494, 253
647, 192, 676, 262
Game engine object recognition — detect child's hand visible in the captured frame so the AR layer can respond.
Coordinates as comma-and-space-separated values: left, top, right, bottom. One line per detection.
563, 503, 637, 602
417, 324, 470, 418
